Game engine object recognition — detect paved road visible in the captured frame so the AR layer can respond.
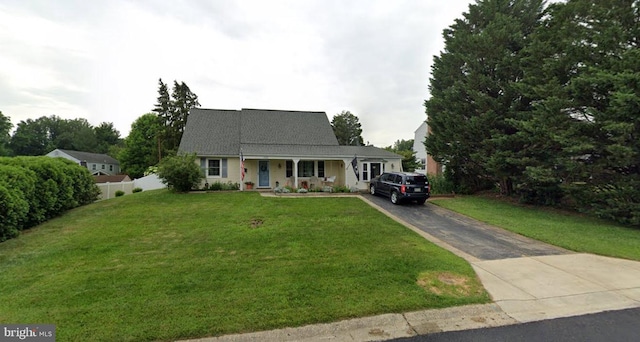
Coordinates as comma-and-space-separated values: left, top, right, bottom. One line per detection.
388, 307, 640, 342
363, 194, 568, 260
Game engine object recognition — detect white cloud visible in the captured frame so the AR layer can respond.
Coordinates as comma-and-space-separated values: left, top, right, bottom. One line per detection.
0, 0, 475, 146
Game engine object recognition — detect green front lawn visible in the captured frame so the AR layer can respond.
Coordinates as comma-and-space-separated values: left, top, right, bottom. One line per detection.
0, 191, 488, 341
431, 196, 640, 261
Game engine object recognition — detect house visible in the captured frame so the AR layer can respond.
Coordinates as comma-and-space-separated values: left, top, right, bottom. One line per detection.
94, 174, 131, 183
178, 108, 403, 191
413, 121, 443, 175
46, 149, 121, 175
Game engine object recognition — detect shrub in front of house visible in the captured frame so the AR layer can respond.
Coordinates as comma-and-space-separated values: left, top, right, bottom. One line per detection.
115, 190, 125, 197
0, 156, 100, 242
332, 185, 351, 193
205, 181, 240, 191
132, 187, 143, 193
428, 173, 455, 195
157, 153, 203, 193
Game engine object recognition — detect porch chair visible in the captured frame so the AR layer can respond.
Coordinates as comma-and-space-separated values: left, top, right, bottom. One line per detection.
321, 176, 336, 192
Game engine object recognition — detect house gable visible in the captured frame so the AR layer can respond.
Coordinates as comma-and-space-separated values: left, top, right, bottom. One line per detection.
46, 149, 121, 175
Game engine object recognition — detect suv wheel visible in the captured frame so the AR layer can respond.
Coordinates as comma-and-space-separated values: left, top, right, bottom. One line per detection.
370, 185, 376, 195
390, 191, 400, 205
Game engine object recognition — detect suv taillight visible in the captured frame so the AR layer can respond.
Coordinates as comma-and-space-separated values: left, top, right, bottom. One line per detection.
400, 185, 406, 193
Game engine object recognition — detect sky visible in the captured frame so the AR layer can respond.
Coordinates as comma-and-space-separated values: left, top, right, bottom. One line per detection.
0, 0, 476, 147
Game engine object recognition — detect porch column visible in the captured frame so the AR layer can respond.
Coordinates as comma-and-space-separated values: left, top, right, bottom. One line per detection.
343, 158, 352, 187
292, 158, 300, 189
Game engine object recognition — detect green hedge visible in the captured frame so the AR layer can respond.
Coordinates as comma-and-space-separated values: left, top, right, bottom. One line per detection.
0, 157, 100, 242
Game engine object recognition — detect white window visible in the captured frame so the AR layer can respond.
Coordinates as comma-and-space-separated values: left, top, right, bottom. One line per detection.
362, 162, 384, 181
208, 159, 221, 177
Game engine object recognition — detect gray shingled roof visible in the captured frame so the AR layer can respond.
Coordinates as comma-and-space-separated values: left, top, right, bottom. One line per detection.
241, 109, 339, 146
178, 109, 241, 156
57, 149, 119, 164
179, 108, 401, 160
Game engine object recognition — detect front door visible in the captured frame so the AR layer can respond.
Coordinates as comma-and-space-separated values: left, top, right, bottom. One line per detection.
258, 160, 270, 187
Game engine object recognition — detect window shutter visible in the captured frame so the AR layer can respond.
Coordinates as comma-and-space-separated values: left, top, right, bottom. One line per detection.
200, 158, 206, 174
222, 158, 228, 178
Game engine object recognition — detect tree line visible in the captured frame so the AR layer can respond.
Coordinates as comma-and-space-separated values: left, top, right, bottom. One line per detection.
425, 0, 640, 225
0, 112, 121, 157
118, 79, 200, 178
0, 78, 201, 179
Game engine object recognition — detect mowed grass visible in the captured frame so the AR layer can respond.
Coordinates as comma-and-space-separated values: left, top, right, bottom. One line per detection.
431, 196, 640, 261
0, 191, 488, 341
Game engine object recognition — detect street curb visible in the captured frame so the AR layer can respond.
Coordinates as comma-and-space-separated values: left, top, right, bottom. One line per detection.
177, 303, 517, 342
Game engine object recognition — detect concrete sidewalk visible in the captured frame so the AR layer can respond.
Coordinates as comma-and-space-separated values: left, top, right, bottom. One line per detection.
179, 196, 640, 341
473, 253, 640, 323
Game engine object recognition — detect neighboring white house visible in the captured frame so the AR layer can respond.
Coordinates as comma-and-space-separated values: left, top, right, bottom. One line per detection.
46, 149, 121, 175
178, 108, 404, 191
413, 121, 442, 176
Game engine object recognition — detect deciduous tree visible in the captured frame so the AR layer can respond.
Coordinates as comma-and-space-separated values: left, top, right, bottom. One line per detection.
385, 139, 419, 171
118, 113, 162, 178
0, 111, 12, 156
331, 110, 364, 146
94, 122, 122, 154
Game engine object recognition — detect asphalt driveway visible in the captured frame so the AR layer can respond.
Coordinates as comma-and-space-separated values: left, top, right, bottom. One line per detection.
362, 194, 569, 261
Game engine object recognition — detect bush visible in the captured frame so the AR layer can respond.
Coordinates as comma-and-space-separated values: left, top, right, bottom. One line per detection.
207, 181, 239, 191
428, 173, 455, 195
0, 156, 100, 242
0, 184, 28, 242
157, 154, 203, 192
132, 187, 143, 193
332, 185, 351, 193
565, 180, 640, 226
115, 190, 125, 197
0, 164, 37, 230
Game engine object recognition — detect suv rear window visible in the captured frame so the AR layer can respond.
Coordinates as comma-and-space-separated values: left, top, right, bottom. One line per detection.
405, 176, 426, 185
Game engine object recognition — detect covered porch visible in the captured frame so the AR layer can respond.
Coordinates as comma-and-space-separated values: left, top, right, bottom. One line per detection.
241, 158, 354, 191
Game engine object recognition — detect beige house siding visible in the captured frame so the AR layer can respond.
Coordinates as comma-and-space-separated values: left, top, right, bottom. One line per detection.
198, 157, 402, 191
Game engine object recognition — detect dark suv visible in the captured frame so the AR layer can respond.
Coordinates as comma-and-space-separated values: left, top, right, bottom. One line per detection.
369, 172, 430, 205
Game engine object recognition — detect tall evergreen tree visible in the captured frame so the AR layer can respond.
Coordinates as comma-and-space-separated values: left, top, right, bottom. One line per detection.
152, 78, 172, 157
519, 0, 640, 221
152, 79, 200, 157
425, 0, 545, 194
331, 110, 364, 146
169, 81, 200, 151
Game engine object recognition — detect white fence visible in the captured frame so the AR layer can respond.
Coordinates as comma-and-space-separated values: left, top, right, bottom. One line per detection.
97, 174, 165, 200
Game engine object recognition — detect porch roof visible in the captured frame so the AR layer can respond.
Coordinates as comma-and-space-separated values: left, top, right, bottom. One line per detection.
241, 144, 401, 160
